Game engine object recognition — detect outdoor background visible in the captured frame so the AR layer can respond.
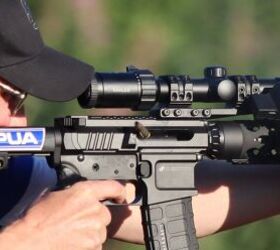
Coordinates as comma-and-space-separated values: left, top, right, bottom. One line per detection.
27, 0, 280, 249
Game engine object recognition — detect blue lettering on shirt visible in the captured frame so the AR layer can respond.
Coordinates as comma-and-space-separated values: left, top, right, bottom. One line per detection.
0, 128, 45, 151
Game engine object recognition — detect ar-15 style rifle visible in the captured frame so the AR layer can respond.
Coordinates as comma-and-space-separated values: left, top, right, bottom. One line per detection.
0, 66, 279, 250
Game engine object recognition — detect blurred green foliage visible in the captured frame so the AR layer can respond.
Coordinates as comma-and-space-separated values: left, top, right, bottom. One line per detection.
26, 0, 280, 249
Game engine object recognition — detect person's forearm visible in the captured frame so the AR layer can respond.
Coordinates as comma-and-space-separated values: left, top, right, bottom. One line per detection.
194, 160, 280, 236
109, 160, 280, 243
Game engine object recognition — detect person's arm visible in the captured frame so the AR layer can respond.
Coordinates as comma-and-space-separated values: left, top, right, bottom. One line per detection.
0, 180, 126, 250
108, 160, 280, 244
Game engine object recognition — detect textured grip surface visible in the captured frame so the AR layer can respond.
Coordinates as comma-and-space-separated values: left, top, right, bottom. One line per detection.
141, 198, 199, 250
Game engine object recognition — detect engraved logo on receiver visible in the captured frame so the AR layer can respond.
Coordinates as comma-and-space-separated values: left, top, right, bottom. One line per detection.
0, 128, 45, 151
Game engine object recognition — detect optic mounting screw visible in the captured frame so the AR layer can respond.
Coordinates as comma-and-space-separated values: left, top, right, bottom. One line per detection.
174, 109, 182, 117
191, 109, 199, 116
162, 109, 171, 116
203, 109, 211, 116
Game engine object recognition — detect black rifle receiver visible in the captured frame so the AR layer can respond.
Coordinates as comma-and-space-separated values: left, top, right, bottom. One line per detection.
1, 66, 280, 250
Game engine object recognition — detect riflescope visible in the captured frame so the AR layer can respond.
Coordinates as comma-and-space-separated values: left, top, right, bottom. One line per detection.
78, 66, 279, 112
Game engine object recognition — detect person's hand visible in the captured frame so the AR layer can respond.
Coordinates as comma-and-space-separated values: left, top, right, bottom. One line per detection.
108, 182, 144, 244
0, 180, 126, 250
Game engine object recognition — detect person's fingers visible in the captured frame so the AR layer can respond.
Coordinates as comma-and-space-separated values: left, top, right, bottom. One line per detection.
79, 180, 126, 203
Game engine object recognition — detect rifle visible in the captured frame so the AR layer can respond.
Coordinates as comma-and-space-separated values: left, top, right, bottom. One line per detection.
0, 66, 279, 250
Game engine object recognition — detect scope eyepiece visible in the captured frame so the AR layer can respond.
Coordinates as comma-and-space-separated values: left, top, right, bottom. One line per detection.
78, 68, 159, 110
